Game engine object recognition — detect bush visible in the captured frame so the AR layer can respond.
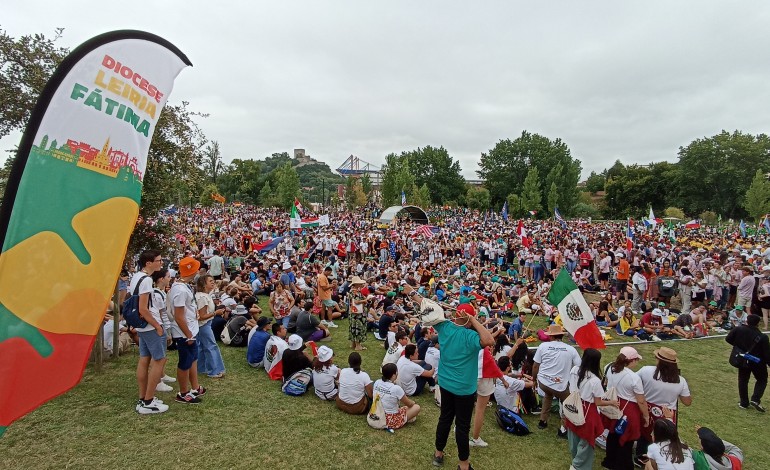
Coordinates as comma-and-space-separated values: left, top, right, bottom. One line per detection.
573, 202, 600, 218
699, 210, 718, 226
664, 207, 686, 219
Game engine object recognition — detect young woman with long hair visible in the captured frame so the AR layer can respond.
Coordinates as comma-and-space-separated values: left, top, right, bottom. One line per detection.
336, 352, 373, 415
195, 274, 226, 379
644, 418, 693, 469
565, 348, 619, 470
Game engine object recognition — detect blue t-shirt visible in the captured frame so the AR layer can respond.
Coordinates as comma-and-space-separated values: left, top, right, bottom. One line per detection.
246, 330, 271, 365
508, 317, 524, 338
434, 321, 481, 396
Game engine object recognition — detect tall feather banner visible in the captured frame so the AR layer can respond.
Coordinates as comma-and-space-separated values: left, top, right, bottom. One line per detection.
0, 31, 191, 436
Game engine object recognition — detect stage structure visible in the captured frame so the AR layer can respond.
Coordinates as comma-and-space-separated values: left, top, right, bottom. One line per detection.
378, 205, 429, 226
336, 155, 382, 186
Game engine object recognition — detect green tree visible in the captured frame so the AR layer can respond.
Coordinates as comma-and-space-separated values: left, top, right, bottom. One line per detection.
477, 131, 582, 212
403, 145, 465, 204
699, 210, 718, 226
344, 178, 367, 210
259, 180, 275, 207
199, 183, 219, 206
664, 207, 686, 219
573, 202, 600, 218
274, 162, 300, 208
417, 183, 432, 209
465, 186, 490, 211
380, 153, 415, 206
506, 193, 522, 218
744, 169, 770, 221
547, 181, 559, 216
520, 167, 542, 216
584, 171, 605, 194
203, 140, 222, 184
676, 131, 770, 218
217, 158, 261, 203
0, 27, 68, 140
360, 173, 373, 199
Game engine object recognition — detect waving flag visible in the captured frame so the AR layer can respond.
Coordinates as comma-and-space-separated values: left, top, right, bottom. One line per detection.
529, 210, 537, 217
668, 221, 677, 244
516, 220, 530, 247
293, 197, 305, 217
415, 225, 435, 239
401, 191, 406, 206
547, 269, 605, 349
501, 200, 509, 222
0, 31, 190, 436
684, 219, 700, 229
626, 218, 634, 250
554, 207, 567, 229
764, 215, 770, 234
740, 220, 747, 238
644, 207, 661, 227
253, 237, 285, 253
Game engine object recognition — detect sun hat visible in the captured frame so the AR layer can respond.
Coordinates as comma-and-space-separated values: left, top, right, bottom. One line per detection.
287, 334, 304, 351
735, 305, 744, 311
282, 261, 291, 270
658, 301, 666, 307
619, 346, 642, 361
317, 345, 334, 362
350, 276, 366, 286
544, 324, 566, 336
234, 305, 249, 316
178, 257, 201, 278
654, 347, 678, 364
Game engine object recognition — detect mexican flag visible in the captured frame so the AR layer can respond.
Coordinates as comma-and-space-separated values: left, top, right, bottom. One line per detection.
546, 269, 605, 350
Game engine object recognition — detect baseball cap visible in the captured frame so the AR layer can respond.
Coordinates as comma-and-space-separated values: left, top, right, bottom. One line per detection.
619, 346, 642, 361
257, 316, 272, 328
287, 334, 304, 350
708, 301, 718, 307
317, 345, 333, 362
456, 303, 476, 317
696, 427, 725, 457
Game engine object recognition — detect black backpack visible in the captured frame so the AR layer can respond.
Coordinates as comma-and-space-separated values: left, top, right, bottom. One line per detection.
221, 315, 249, 347
122, 275, 152, 328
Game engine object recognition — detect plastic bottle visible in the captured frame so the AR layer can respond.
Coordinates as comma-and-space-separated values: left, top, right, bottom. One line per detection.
614, 415, 629, 435
740, 353, 761, 364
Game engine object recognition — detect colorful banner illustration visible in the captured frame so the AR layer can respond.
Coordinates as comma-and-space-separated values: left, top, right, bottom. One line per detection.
0, 31, 191, 436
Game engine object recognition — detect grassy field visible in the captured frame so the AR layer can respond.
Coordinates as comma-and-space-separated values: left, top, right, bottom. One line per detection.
1, 316, 769, 470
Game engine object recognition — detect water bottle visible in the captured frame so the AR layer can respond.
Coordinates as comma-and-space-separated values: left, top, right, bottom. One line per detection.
740, 353, 761, 364
614, 415, 629, 435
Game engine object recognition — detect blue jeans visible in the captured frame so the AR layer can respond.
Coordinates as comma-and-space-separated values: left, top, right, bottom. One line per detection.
566, 260, 577, 273
197, 322, 226, 376
281, 316, 291, 328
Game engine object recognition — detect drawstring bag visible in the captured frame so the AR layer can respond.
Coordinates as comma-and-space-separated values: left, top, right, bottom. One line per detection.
562, 390, 586, 426
417, 298, 447, 327
367, 392, 388, 429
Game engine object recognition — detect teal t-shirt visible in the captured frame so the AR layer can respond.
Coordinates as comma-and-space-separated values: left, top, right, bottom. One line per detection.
434, 321, 481, 396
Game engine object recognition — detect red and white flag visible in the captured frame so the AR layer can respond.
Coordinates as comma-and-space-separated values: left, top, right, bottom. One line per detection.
684, 219, 700, 229
546, 269, 605, 350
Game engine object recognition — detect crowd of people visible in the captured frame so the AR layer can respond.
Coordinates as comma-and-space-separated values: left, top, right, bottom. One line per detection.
103, 203, 768, 469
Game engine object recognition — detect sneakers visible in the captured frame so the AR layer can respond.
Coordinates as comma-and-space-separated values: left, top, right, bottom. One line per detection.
651, 335, 662, 342
326, 321, 339, 328
537, 420, 548, 429
161, 374, 176, 383
191, 386, 207, 397
557, 426, 568, 439
156, 381, 173, 392
175, 392, 202, 404
137, 398, 169, 414
432, 454, 444, 467
320, 320, 329, 326
750, 401, 766, 412
595, 435, 607, 450
469, 437, 488, 447
738, 403, 749, 410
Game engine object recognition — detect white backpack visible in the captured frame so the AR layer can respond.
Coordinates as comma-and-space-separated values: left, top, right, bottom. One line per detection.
561, 390, 586, 426
367, 392, 388, 429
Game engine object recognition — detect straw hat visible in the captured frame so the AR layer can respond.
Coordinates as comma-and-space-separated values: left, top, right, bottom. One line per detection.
654, 347, 678, 364
350, 276, 366, 286
544, 324, 566, 336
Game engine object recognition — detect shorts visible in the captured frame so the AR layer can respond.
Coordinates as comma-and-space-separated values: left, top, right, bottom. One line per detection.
336, 395, 369, 415
174, 337, 199, 371
736, 295, 752, 309
385, 406, 408, 429
138, 330, 167, 361
599, 273, 610, 281
615, 280, 628, 292
322, 299, 338, 308
477, 378, 495, 397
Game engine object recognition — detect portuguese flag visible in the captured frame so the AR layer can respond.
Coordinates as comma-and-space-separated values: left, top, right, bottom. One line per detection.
547, 269, 605, 349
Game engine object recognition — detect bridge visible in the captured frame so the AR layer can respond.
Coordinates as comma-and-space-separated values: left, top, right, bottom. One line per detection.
337, 155, 484, 187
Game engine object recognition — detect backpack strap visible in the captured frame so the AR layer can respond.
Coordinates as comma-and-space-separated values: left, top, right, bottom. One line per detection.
134, 275, 152, 307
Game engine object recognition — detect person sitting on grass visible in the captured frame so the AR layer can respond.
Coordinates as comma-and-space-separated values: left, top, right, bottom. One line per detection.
691, 426, 744, 470
594, 300, 619, 328
296, 300, 332, 343
372, 362, 421, 430
396, 343, 435, 397
282, 334, 313, 383
336, 352, 373, 415
383, 331, 409, 366
312, 345, 340, 401
494, 356, 534, 415
728, 305, 748, 328
617, 306, 646, 339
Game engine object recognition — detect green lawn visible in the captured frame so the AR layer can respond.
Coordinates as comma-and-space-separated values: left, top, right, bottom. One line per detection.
1, 317, 769, 470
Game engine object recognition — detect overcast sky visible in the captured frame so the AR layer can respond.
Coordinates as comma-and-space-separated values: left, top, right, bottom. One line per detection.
4, 1, 770, 179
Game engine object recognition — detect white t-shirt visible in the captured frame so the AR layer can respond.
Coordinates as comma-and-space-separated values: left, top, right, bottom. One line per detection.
129, 272, 158, 333
494, 376, 526, 412
647, 441, 694, 470
382, 343, 404, 366
338, 368, 372, 404
373, 379, 405, 414
425, 347, 441, 378
312, 364, 340, 399
152, 289, 170, 330
168, 282, 199, 339
208, 255, 224, 276
195, 292, 215, 327
533, 342, 581, 392
605, 367, 644, 402
494, 345, 512, 361
396, 355, 426, 396
636, 366, 690, 409
568, 366, 605, 402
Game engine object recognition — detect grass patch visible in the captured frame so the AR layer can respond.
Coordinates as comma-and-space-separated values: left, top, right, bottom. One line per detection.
1, 316, 769, 469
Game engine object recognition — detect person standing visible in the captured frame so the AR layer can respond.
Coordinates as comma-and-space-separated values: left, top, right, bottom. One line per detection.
169, 257, 205, 404
348, 276, 368, 351
402, 285, 493, 470
631, 266, 648, 313
131, 250, 168, 414
533, 324, 582, 435
726, 314, 770, 412
615, 254, 630, 303
195, 274, 226, 378
207, 249, 225, 280
735, 266, 756, 312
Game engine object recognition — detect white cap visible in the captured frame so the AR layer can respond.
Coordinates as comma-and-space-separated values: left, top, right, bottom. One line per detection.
283, 261, 292, 270
317, 345, 333, 362
287, 334, 304, 350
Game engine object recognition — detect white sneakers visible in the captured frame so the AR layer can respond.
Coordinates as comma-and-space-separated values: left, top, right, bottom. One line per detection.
136, 397, 169, 415
469, 437, 488, 447
156, 381, 173, 392
161, 374, 176, 383
323, 320, 339, 328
